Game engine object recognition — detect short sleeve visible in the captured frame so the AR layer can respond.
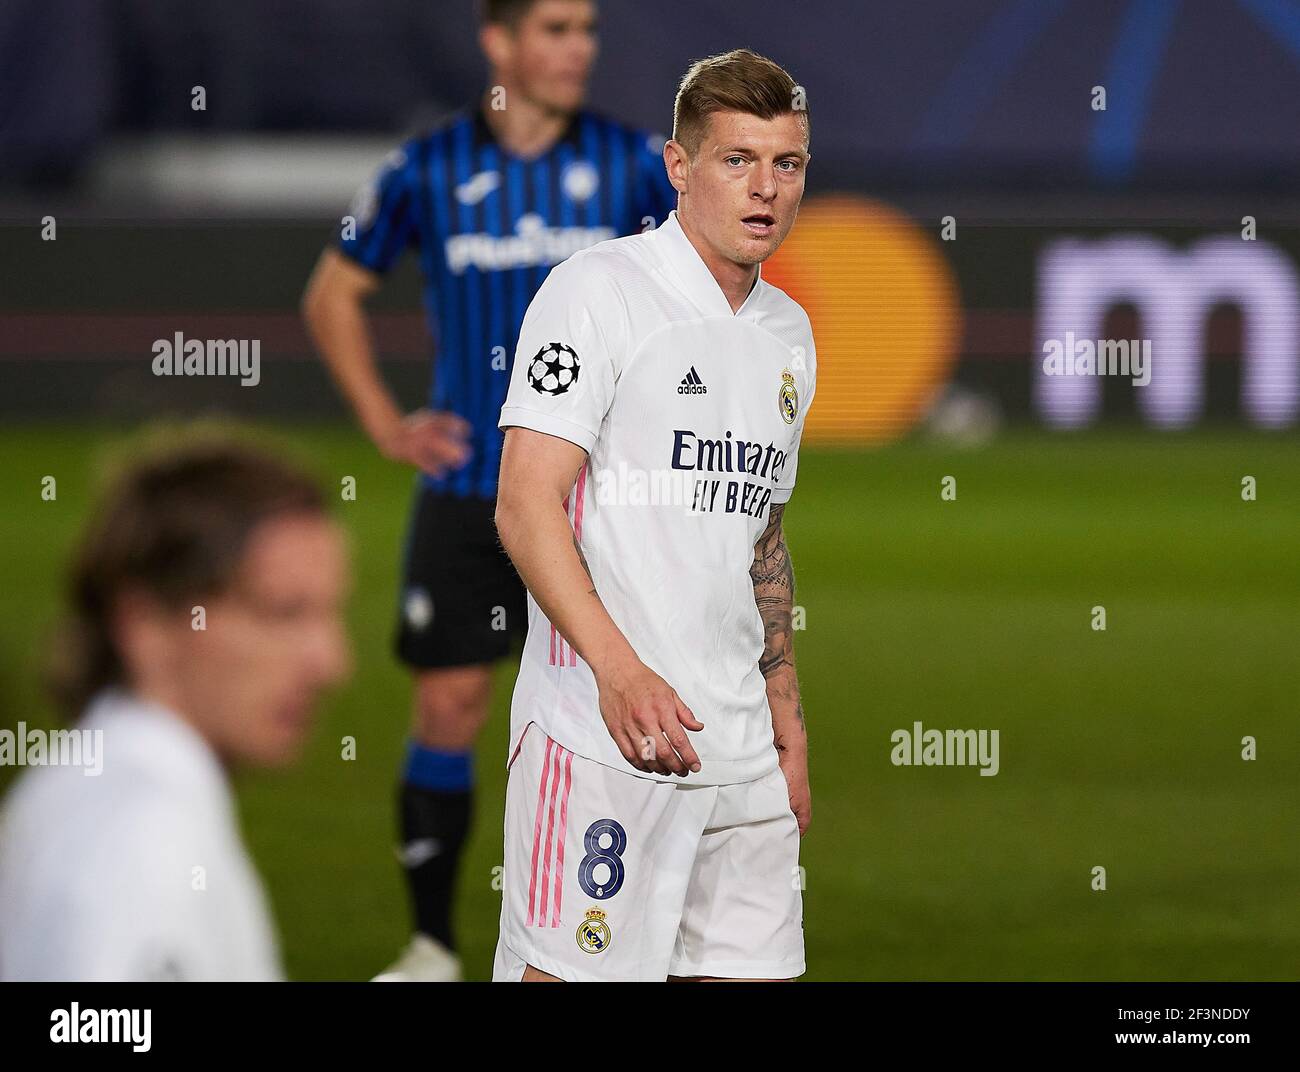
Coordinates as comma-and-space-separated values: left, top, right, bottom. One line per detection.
633, 131, 677, 232
770, 333, 817, 505
336, 143, 418, 274
498, 255, 625, 454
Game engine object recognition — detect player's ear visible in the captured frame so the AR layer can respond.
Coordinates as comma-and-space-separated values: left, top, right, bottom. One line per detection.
479, 23, 510, 71
663, 139, 690, 195
110, 587, 179, 686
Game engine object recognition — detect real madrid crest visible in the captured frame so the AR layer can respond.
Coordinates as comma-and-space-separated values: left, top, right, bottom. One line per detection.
779, 369, 799, 424
576, 908, 611, 954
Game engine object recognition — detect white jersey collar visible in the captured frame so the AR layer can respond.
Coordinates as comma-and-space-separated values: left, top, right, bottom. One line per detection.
654, 210, 764, 319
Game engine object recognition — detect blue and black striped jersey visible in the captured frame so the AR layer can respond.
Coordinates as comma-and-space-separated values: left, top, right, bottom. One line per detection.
337, 106, 677, 499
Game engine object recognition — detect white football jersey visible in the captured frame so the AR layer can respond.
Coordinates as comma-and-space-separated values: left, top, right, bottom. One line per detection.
499, 210, 816, 785
0, 689, 283, 981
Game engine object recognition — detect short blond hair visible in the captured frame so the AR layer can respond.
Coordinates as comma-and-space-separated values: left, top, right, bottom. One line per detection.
672, 48, 808, 159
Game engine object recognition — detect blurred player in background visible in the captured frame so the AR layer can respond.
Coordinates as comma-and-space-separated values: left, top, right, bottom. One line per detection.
0, 437, 351, 981
301, 0, 675, 980
492, 48, 814, 981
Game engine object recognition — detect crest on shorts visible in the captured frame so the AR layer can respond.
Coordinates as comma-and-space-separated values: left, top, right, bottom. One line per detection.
402, 586, 433, 631
576, 908, 611, 954
779, 369, 799, 424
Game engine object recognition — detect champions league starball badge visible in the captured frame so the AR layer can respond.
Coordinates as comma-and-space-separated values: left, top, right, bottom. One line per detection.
527, 342, 581, 396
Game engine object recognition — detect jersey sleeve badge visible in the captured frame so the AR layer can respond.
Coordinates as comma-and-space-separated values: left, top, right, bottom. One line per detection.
779, 369, 799, 424
527, 342, 581, 396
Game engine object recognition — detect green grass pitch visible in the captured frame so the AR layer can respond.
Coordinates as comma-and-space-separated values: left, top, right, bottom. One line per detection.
2, 423, 1297, 980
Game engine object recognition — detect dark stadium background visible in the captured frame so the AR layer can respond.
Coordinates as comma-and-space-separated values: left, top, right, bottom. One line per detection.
1, 0, 1297, 980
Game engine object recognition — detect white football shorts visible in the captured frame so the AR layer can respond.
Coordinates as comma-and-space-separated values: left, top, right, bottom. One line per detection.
492, 722, 805, 981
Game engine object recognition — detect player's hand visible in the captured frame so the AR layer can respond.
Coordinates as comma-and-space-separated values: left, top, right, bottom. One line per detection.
376, 409, 472, 477
594, 657, 704, 777
777, 737, 811, 836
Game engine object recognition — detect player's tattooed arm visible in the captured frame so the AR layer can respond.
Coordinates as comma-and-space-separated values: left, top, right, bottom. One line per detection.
752, 502, 810, 833
751, 503, 806, 741
752, 503, 795, 679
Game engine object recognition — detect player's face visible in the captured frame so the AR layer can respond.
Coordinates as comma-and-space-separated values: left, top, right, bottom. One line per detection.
173, 514, 352, 767
498, 0, 598, 113
674, 110, 809, 267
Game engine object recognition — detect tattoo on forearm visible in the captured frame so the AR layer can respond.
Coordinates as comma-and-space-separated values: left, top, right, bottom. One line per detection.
750, 503, 797, 680
754, 505, 806, 743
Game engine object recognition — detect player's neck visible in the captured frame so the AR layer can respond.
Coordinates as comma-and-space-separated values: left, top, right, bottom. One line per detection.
676, 211, 759, 314
125, 679, 233, 773
480, 87, 573, 160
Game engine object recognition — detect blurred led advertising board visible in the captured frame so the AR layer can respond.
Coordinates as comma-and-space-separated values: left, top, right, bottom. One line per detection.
766, 195, 1300, 444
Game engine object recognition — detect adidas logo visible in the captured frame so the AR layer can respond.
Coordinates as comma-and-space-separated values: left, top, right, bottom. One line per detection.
678, 366, 708, 395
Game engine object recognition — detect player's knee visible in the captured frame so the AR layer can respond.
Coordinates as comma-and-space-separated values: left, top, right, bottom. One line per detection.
411, 667, 492, 748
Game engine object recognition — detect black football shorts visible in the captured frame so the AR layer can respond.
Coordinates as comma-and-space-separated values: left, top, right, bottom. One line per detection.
394, 486, 527, 670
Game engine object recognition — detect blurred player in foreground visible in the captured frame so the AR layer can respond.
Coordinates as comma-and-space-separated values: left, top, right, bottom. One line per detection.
301, 0, 674, 980
493, 49, 815, 981
0, 437, 351, 981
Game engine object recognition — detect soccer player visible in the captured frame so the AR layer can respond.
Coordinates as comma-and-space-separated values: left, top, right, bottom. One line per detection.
0, 437, 351, 981
300, 0, 676, 981
492, 48, 815, 981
